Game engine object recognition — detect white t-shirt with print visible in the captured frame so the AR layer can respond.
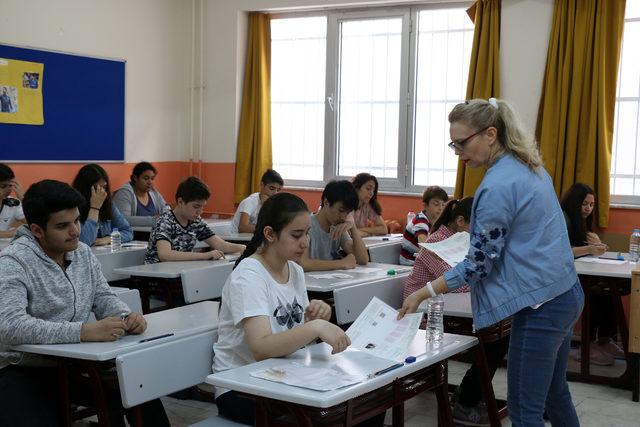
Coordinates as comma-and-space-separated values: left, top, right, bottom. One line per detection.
0, 198, 25, 231
231, 192, 262, 233
212, 256, 310, 398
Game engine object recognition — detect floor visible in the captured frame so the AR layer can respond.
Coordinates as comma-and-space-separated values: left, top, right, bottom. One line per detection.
149, 359, 640, 427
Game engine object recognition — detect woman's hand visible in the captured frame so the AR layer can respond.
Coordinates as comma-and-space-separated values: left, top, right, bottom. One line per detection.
586, 232, 601, 245
305, 300, 331, 321
397, 289, 427, 320
90, 184, 107, 210
589, 243, 607, 256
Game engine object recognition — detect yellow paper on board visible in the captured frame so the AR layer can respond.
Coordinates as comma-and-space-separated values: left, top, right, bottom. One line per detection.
0, 58, 44, 125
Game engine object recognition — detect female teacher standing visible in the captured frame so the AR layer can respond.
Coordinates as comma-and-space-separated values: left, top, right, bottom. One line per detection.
399, 98, 583, 427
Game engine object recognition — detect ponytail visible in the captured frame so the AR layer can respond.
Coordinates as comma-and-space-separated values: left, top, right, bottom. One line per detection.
431, 197, 474, 233
234, 192, 309, 268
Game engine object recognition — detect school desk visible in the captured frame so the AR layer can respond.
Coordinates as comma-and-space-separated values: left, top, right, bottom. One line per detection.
418, 292, 510, 426
91, 241, 147, 282
305, 263, 411, 325
13, 301, 219, 426
362, 234, 403, 264
132, 218, 233, 240
114, 257, 238, 313
573, 253, 638, 401
206, 331, 476, 426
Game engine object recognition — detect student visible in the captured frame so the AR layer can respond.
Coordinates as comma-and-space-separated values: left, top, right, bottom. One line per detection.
212, 192, 358, 425
231, 168, 283, 233
72, 164, 133, 246
145, 176, 245, 263
399, 98, 583, 426
112, 161, 168, 217
0, 180, 169, 427
299, 180, 369, 272
399, 185, 449, 265
0, 163, 25, 238
561, 183, 623, 365
404, 197, 509, 425
351, 172, 387, 236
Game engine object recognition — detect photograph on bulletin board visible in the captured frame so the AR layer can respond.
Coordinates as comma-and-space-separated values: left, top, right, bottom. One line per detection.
0, 58, 44, 125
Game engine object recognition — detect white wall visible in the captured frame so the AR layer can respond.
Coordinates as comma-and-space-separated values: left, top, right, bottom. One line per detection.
203, 0, 556, 163
0, 0, 194, 162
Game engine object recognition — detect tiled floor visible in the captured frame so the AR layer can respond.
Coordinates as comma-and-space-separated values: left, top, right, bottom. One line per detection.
156, 360, 640, 426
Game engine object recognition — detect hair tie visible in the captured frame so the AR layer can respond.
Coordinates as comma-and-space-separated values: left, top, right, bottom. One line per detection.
488, 97, 498, 109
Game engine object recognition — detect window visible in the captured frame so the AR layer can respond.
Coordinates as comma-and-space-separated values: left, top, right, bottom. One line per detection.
271, 4, 473, 192
611, 2, 640, 203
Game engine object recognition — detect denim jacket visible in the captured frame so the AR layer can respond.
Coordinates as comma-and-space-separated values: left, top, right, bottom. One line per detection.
79, 205, 134, 246
443, 154, 577, 329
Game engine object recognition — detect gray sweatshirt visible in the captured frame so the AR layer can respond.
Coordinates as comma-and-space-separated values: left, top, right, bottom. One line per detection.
112, 182, 168, 217
0, 226, 129, 369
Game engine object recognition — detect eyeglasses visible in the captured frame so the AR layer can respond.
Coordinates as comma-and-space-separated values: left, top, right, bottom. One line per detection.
448, 127, 489, 152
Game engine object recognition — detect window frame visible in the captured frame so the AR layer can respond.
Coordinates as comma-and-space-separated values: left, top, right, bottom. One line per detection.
270, 2, 473, 194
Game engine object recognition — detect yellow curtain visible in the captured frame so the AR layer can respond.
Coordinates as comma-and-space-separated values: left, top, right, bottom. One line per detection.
453, 0, 501, 199
234, 13, 272, 203
536, 0, 625, 227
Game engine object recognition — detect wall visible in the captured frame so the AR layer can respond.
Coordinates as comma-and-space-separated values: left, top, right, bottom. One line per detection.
0, 0, 194, 163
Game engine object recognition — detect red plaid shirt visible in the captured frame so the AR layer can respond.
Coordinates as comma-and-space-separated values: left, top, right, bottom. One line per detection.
403, 225, 470, 300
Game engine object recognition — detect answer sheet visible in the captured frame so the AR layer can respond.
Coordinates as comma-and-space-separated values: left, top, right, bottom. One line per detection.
419, 231, 470, 267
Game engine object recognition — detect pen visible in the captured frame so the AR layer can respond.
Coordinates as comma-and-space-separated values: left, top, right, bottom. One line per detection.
138, 333, 174, 343
368, 362, 404, 379
382, 237, 389, 241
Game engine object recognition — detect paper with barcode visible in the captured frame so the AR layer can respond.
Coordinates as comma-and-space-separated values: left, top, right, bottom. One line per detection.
346, 297, 421, 362
419, 231, 470, 267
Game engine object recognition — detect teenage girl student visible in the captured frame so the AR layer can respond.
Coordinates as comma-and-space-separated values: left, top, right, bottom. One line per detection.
352, 173, 387, 236
399, 98, 583, 426
404, 197, 509, 425
212, 192, 355, 425
398, 185, 449, 265
73, 164, 133, 246
112, 161, 168, 217
561, 183, 624, 365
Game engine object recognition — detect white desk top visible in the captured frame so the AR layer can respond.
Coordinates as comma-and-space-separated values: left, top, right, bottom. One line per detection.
133, 218, 235, 236
13, 301, 219, 361
305, 263, 412, 292
91, 241, 148, 257
206, 331, 476, 408
362, 234, 403, 249
418, 292, 472, 319
113, 256, 239, 279
574, 253, 637, 279
217, 233, 252, 242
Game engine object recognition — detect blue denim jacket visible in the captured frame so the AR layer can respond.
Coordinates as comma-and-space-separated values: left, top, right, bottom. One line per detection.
79, 205, 134, 246
444, 154, 577, 329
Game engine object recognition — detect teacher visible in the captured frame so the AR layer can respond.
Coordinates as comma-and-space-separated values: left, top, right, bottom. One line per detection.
399, 98, 583, 427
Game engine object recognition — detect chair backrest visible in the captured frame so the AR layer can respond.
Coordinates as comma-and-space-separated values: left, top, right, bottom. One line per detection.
367, 241, 403, 264
181, 262, 234, 303
333, 276, 405, 325
116, 330, 217, 408
88, 288, 143, 322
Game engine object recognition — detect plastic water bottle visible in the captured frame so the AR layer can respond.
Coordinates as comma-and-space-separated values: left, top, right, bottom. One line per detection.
425, 294, 444, 343
407, 211, 416, 228
110, 228, 122, 252
629, 229, 640, 262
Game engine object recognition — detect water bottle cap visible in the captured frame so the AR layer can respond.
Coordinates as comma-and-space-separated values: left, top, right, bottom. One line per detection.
112, 228, 119, 232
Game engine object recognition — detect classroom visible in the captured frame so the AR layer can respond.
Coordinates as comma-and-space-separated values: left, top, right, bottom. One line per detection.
1, 0, 639, 426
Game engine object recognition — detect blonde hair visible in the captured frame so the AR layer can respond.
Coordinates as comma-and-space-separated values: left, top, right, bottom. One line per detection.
448, 98, 542, 170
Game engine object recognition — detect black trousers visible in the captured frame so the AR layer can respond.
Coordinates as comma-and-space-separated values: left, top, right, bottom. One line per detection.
216, 390, 386, 426
457, 334, 511, 407
0, 365, 170, 427
589, 291, 617, 340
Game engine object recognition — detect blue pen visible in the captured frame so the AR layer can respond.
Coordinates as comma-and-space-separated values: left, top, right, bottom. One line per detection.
368, 362, 404, 379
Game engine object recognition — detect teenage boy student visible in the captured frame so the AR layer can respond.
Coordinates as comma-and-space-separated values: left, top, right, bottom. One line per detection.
0, 180, 169, 427
399, 185, 449, 265
299, 180, 369, 272
0, 163, 25, 238
231, 169, 284, 233
145, 176, 245, 264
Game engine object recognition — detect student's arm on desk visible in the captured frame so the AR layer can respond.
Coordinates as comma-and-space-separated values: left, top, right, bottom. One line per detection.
342, 224, 369, 265
572, 244, 607, 258
244, 316, 350, 359
156, 239, 221, 261
299, 247, 356, 272
237, 212, 256, 233
204, 235, 246, 255
357, 215, 388, 237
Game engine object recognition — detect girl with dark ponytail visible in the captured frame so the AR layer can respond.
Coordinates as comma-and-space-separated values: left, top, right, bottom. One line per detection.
213, 192, 352, 426
406, 196, 509, 422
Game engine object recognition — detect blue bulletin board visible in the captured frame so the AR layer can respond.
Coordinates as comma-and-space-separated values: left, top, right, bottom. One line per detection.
0, 44, 125, 162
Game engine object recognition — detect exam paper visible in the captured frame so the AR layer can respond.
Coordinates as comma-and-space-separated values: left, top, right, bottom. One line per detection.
307, 273, 354, 279
419, 231, 470, 267
250, 364, 363, 391
347, 297, 422, 362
